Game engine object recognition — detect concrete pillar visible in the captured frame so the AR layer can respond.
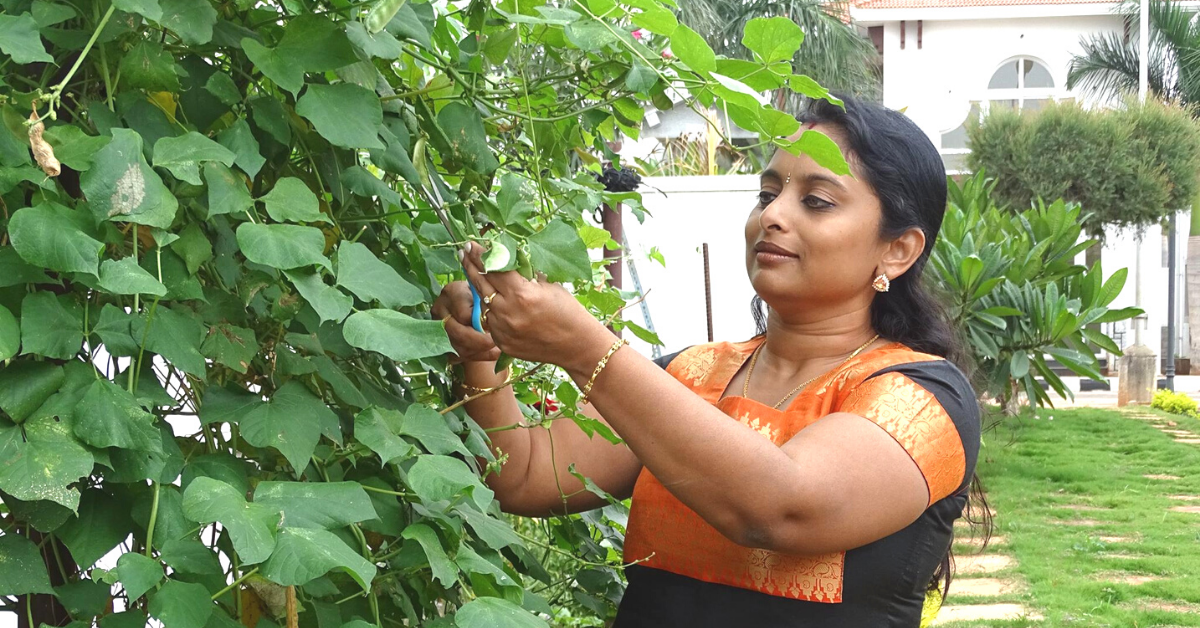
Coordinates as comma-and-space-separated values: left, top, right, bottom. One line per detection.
1118, 344, 1157, 406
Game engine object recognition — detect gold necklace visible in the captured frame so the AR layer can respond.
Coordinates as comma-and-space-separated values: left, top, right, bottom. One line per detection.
742, 334, 881, 410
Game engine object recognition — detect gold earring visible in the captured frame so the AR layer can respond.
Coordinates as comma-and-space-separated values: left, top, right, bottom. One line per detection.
872, 274, 890, 293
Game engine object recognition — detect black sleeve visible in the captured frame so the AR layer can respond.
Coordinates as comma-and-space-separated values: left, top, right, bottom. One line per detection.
653, 348, 690, 371
869, 360, 981, 495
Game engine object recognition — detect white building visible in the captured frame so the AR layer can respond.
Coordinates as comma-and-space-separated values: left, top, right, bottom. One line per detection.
620, 0, 1191, 375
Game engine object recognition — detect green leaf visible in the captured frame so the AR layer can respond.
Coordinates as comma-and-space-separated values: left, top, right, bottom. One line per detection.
296, 84, 384, 150
81, 128, 179, 229
112, 0, 162, 22
9, 201, 104, 276
203, 162, 253, 217
401, 523, 456, 587
286, 270, 353, 323
181, 477, 278, 564
0, 415, 93, 510
1098, 267, 1128, 307
437, 102, 500, 174
0, 304, 18, 361
454, 506, 523, 550
161, 539, 222, 575
116, 552, 164, 601
565, 21, 618, 51
260, 177, 329, 223
148, 580, 214, 628
198, 385, 262, 426
200, 324, 258, 374
0, 13, 53, 64
336, 241, 424, 308
31, 1, 76, 27
0, 534, 54, 595
54, 578, 111, 617
787, 74, 842, 106
205, 72, 242, 106
0, 362, 63, 423
253, 481, 377, 529
781, 130, 851, 176
456, 596, 549, 628
158, 0, 216, 45
20, 291, 82, 360
170, 223, 213, 275
73, 378, 162, 452
341, 165, 404, 208
217, 119, 265, 180
632, 5, 677, 35
670, 25, 715, 73
262, 527, 377, 591
1010, 351, 1030, 379
99, 257, 169, 296
153, 132, 236, 186
57, 489, 132, 567
401, 404, 471, 457
241, 39, 303, 94
236, 223, 331, 271
343, 310, 453, 362
406, 454, 494, 510
742, 16, 804, 64
182, 453, 250, 495
133, 306, 207, 378
456, 543, 518, 587
625, 61, 658, 93
119, 42, 180, 92
346, 20, 403, 59
240, 380, 334, 476
354, 407, 417, 464
528, 219, 591, 283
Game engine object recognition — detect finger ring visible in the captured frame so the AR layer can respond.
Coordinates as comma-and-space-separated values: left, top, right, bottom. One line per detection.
483, 291, 498, 305
480, 306, 490, 330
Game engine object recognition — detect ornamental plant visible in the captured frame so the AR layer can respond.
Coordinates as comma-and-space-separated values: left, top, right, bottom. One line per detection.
931, 173, 1141, 413
0, 1, 842, 626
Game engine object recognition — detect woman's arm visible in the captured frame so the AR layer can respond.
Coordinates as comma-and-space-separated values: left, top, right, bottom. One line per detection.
434, 281, 641, 518
459, 359, 642, 518
562, 335, 929, 554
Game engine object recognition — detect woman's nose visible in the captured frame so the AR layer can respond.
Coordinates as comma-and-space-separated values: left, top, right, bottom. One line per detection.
758, 196, 787, 232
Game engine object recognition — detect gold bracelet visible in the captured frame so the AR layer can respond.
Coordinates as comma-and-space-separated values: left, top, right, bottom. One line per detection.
459, 383, 500, 397
580, 339, 628, 405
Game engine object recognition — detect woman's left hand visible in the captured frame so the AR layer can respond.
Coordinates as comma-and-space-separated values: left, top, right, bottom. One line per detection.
461, 242, 614, 371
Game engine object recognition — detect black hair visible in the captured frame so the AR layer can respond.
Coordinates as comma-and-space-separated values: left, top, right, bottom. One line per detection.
751, 94, 991, 599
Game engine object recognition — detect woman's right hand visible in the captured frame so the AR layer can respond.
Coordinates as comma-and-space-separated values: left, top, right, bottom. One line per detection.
432, 281, 501, 364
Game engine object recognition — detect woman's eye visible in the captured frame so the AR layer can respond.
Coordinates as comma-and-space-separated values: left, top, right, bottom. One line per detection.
756, 191, 777, 206
803, 195, 833, 210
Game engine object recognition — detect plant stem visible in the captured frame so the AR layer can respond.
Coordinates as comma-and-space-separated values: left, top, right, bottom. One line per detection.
144, 481, 160, 556
44, 4, 115, 119
128, 226, 139, 393
211, 567, 258, 601
360, 484, 417, 499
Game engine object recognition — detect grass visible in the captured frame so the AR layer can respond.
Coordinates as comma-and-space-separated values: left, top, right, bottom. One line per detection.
939, 406, 1200, 627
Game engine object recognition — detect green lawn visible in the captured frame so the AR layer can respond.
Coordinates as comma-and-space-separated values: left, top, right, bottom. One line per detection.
941, 406, 1200, 627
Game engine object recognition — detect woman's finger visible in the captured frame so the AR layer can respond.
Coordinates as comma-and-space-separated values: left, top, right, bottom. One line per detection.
445, 316, 497, 357
464, 241, 528, 296
461, 243, 499, 301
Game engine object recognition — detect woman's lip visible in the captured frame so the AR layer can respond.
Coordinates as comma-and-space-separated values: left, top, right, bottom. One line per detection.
755, 251, 797, 263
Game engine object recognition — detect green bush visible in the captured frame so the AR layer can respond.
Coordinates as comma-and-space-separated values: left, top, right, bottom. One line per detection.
1151, 389, 1200, 417
0, 2, 841, 627
931, 173, 1142, 410
967, 100, 1200, 236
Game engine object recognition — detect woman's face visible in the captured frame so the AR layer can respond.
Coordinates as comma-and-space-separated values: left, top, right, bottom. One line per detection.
743, 124, 893, 320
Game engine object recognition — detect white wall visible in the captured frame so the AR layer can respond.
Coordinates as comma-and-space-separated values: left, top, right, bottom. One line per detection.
878, 15, 1123, 147
620, 175, 761, 356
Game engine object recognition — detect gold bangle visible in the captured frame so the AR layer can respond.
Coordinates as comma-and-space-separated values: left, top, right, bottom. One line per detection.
580, 339, 628, 405
460, 383, 497, 396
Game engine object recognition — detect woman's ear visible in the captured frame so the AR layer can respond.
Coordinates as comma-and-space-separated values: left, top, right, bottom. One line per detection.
879, 227, 926, 280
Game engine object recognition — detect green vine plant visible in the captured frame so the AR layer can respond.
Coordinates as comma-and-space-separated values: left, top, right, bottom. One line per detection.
0, 0, 842, 626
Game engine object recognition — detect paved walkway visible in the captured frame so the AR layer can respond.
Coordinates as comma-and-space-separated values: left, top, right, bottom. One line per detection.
1054, 375, 1200, 408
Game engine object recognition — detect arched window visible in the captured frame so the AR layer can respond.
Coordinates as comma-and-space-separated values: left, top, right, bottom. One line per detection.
985, 56, 1057, 112
938, 56, 1069, 172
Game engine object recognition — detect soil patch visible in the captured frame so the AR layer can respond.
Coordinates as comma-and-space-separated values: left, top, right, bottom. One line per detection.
1094, 571, 1162, 585
955, 554, 1016, 575
1169, 505, 1200, 514
1049, 518, 1101, 526
1144, 474, 1182, 480
948, 577, 1021, 597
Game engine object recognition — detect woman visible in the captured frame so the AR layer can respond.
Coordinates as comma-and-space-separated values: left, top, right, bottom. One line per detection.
432, 96, 982, 627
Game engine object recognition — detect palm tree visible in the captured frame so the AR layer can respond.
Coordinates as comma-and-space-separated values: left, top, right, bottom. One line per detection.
679, 0, 881, 110
1068, 0, 1200, 362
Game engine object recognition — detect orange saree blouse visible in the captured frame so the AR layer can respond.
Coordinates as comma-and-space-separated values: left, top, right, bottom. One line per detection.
617, 337, 979, 627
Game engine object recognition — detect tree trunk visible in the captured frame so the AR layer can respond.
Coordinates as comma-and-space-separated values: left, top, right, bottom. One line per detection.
1188, 206, 1200, 360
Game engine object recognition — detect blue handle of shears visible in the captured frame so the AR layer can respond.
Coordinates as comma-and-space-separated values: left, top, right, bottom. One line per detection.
469, 282, 483, 332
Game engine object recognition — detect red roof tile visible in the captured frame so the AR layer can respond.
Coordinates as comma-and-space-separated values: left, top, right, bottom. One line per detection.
853, 0, 1112, 9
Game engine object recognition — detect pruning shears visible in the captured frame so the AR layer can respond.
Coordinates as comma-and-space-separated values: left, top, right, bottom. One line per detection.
423, 178, 485, 333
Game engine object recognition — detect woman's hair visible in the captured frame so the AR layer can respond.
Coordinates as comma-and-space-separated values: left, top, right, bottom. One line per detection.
751, 94, 991, 598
